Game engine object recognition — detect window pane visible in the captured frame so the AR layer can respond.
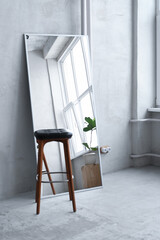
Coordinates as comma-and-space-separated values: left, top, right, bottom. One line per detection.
74, 103, 83, 131
74, 103, 85, 143
81, 93, 93, 120
65, 109, 83, 154
82, 37, 91, 85
72, 40, 88, 96
82, 37, 90, 66
91, 128, 98, 149
63, 54, 77, 103
80, 94, 97, 149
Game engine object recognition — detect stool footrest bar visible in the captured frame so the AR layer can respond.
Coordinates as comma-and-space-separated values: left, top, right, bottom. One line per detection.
36, 171, 74, 183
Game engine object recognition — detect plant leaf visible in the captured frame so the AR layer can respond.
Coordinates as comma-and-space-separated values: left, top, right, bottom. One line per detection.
83, 126, 92, 132
84, 117, 96, 129
91, 147, 98, 151
82, 143, 90, 150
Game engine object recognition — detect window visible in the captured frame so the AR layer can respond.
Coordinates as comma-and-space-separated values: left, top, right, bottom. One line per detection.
58, 37, 96, 158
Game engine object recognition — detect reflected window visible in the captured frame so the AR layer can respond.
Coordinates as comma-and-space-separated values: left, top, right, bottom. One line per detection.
58, 37, 95, 158
72, 40, 88, 96
63, 54, 77, 102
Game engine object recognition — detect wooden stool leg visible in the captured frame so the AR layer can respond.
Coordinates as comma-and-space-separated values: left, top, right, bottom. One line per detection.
63, 140, 76, 212
35, 156, 40, 203
65, 154, 72, 201
43, 152, 56, 195
36, 141, 43, 215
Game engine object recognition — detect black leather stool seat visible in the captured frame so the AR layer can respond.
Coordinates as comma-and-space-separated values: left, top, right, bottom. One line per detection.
34, 129, 72, 140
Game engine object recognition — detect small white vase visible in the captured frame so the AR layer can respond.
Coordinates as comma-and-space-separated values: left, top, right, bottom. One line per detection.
83, 152, 96, 165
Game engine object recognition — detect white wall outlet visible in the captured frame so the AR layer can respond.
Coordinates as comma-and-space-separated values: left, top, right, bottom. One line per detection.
100, 145, 111, 154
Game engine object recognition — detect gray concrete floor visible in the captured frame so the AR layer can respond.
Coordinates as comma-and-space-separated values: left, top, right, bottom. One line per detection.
0, 166, 160, 240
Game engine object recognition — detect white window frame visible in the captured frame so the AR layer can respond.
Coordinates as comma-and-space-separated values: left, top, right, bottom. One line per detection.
58, 37, 95, 158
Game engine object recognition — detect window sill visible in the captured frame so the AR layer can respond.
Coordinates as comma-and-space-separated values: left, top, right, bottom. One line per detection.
148, 108, 160, 113
71, 150, 86, 160
71, 149, 98, 160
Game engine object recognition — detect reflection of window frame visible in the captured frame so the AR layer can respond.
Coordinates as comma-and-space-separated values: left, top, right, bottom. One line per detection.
58, 37, 94, 158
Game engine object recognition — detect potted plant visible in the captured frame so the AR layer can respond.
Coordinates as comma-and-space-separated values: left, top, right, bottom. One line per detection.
82, 117, 98, 165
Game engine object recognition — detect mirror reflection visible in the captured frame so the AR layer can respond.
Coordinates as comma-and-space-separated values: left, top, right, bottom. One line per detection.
25, 34, 102, 196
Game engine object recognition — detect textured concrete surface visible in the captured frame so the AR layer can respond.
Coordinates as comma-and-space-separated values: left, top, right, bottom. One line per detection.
0, 0, 158, 204
0, 0, 80, 200
0, 0, 133, 200
0, 166, 160, 240
92, 0, 132, 173
131, 0, 156, 168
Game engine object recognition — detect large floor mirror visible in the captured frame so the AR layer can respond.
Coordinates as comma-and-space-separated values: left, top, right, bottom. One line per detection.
24, 34, 102, 196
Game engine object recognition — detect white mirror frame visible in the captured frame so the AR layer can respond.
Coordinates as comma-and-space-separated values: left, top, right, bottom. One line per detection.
24, 33, 103, 197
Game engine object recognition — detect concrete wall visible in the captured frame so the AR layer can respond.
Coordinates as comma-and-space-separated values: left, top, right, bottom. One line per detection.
151, 112, 160, 166
92, 0, 156, 171
0, 0, 157, 199
151, 1, 160, 166
0, 0, 80, 200
92, 0, 132, 173
137, 0, 156, 118
131, 0, 156, 167
0, 0, 134, 199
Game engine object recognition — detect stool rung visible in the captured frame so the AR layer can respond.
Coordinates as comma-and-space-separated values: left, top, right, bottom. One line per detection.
42, 171, 67, 174
36, 171, 74, 184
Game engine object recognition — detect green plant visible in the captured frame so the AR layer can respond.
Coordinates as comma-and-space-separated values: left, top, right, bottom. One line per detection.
82, 117, 98, 151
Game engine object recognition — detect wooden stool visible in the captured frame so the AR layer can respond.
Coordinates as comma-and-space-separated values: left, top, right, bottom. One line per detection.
34, 129, 76, 214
